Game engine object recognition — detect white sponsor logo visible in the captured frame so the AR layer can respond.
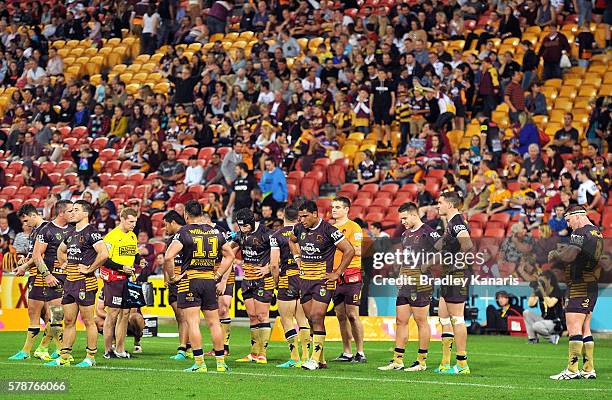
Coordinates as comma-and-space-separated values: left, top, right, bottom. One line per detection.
301, 243, 321, 256
453, 225, 467, 233
112, 296, 122, 305
67, 246, 82, 256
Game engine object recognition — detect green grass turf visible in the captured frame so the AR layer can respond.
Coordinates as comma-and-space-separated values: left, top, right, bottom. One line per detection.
0, 324, 610, 400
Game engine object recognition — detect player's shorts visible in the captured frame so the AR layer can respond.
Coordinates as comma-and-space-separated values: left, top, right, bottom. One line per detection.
27, 276, 63, 302
222, 283, 234, 297
177, 278, 218, 311
242, 279, 274, 303
333, 282, 362, 306
168, 282, 178, 304
373, 108, 393, 125
277, 275, 301, 302
62, 280, 97, 307
565, 284, 598, 314
440, 271, 470, 304
103, 280, 130, 309
300, 279, 334, 304
396, 286, 433, 308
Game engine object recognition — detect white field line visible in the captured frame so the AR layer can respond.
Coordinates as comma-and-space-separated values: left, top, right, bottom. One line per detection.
0, 362, 609, 392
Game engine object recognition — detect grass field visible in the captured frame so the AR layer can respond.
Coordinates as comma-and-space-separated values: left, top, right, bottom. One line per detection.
0, 324, 611, 400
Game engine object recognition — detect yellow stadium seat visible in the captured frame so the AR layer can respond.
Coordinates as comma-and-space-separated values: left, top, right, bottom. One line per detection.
591, 53, 609, 64
525, 25, 541, 34
182, 51, 193, 59
544, 78, 563, 88
466, 124, 480, 137
231, 40, 247, 49
52, 40, 66, 49
132, 72, 148, 83
122, 37, 136, 47
210, 33, 224, 42
75, 56, 89, 66
140, 63, 156, 72
112, 64, 128, 74
540, 87, 558, 101
126, 83, 140, 95
147, 72, 162, 83
599, 84, 612, 95
297, 38, 309, 50
202, 42, 215, 52
502, 37, 520, 46
604, 71, 612, 84
563, 78, 582, 87
588, 64, 606, 74
568, 66, 587, 76
58, 48, 71, 58
119, 73, 133, 83
549, 109, 565, 123
63, 56, 76, 66
583, 75, 602, 88
65, 65, 82, 79
447, 130, 464, 152
98, 47, 112, 57
558, 86, 577, 99
533, 115, 549, 126
224, 32, 239, 42
153, 82, 170, 94
150, 53, 163, 64
573, 98, 592, 111
187, 43, 202, 52
134, 54, 150, 64
126, 64, 141, 73
554, 98, 573, 111
577, 85, 597, 98
90, 74, 102, 86
107, 46, 127, 67
573, 113, 589, 125
84, 47, 98, 57
309, 37, 324, 50
222, 41, 232, 51
238, 31, 254, 41
347, 132, 365, 142
106, 37, 122, 47
65, 40, 80, 48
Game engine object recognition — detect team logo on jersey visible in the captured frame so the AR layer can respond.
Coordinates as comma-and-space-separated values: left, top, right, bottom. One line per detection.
79, 291, 86, 300
257, 289, 264, 297
411, 293, 417, 302
300, 233, 306, 241
56, 233, 62, 240
590, 230, 603, 238
453, 225, 467, 233
319, 287, 327, 297
315, 234, 324, 243
186, 292, 194, 301
582, 298, 590, 308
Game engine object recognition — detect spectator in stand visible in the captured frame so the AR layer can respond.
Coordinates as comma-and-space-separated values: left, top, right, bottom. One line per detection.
137, 230, 156, 268
538, 24, 570, 80
202, 152, 223, 187
487, 179, 511, 215
1, 203, 21, 235
184, 156, 204, 186
158, 148, 186, 187
576, 167, 602, 210
525, 81, 548, 116
552, 112, 579, 154
463, 174, 490, 218
145, 177, 170, 213
478, 57, 499, 116
207, 1, 232, 35
21, 160, 52, 188
515, 112, 540, 157
548, 205, 569, 237
220, 140, 244, 186
20, 131, 43, 161
504, 71, 526, 124
225, 162, 257, 218
94, 203, 116, 236
259, 158, 287, 213
0, 217, 14, 239
108, 104, 128, 146
129, 199, 153, 239
203, 192, 225, 223
168, 181, 195, 210
141, 4, 160, 55
71, 142, 98, 181
520, 143, 546, 182
357, 150, 380, 186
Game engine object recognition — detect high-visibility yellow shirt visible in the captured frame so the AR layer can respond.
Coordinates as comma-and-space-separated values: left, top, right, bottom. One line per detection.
104, 227, 138, 267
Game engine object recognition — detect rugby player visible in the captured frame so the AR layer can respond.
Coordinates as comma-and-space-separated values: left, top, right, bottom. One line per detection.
94, 291, 145, 353
9, 201, 74, 361
9, 205, 51, 361
434, 191, 473, 375
46, 200, 108, 367
379, 202, 439, 371
231, 208, 275, 364
202, 212, 234, 357
164, 200, 234, 373
162, 211, 192, 360
548, 205, 603, 380
330, 197, 366, 363
270, 206, 310, 368
290, 200, 355, 370
101, 208, 139, 359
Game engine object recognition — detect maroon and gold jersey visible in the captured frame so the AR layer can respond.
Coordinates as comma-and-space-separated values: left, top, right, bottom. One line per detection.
441, 213, 470, 275
65, 224, 103, 292
233, 223, 272, 281
174, 223, 226, 279
28, 221, 48, 287
165, 235, 184, 276
270, 225, 299, 277
566, 224, 603, 286
401, 223, 440, 292
293, 219, 345, 280
37, 221, 74, 277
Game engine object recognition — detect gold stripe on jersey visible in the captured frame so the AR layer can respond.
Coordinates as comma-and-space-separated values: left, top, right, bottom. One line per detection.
399, 267, 432, 292
174, 264, 181, 276
214, 265, 236, 285
85, 276, 98, 292
300, 260, 327, 280
185, 270, 214, 280
243, 262, 263, 281
65, 263, 87, 282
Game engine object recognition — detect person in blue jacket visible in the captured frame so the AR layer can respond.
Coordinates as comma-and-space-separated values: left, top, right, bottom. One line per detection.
259, 158, 287, 213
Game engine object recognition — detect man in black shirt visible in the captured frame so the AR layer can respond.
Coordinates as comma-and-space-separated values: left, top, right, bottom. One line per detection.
370, 67, 396, 149
553, 112, 579, 154
226, 163, 258, 218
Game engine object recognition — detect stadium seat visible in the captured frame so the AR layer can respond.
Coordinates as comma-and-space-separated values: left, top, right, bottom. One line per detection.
207, 184, 226, 195
380, 183, 399, 196
484, 228, 505, 238
353, 197, 372, 208
300, 177, 319, 199
488, 212, 511, 227
364, 212, 384, 224
326, 164, 346, 187
372, 197, 392, 208
198, 147, 216, 160
361, 183, 379, 194
469, 213, 488, 228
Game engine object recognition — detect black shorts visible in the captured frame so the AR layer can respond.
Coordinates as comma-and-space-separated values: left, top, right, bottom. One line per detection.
333, 282, 362, 306
565, 285, 598, 314
277, 275, 301, 302
397, 286, 432, 308
62, 280, 97, 307
27, 276, 63, 302
103, 280, 129, 309
177, 278, 218, 311
373, 108, 393, 125
440, 271, 470, 304
242, 279, 274, 303
222, 283, 234, 297
168, 282, 178, 304
300, 279, 334, 304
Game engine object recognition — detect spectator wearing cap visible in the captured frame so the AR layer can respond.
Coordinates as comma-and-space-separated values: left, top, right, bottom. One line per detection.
184, 156, 204, 186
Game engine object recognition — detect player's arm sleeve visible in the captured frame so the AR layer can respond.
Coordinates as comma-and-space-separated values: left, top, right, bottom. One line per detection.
330, 225, 346, 245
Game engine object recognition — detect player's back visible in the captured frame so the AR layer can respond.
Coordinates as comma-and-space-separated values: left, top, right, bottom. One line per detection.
177, 223, 226, 279
566, 224, 604, 285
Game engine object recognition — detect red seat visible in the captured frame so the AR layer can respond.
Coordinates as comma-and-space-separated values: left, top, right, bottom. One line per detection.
355, 191, 373, 200
188, 184, 206, 195
336, 190, 355, 201
105, 160, 121, 173
91, 137, 109, 151
380, 183, 399, 196
361, 183, 379, 194
216, 147, 231, 159
372, 197, 392, 208
117, 184, 134, 197
41, 161, 56, 174
485, 221, 505, 230
385, 207, 399, 220
326, 164, 346, 186
364, 212, 384, 224
287, 183, 298, 201
469, 213, 489, 228
333, 158, 349, 171
484, 228, 505, 238
425, 182, 440, 197
348, 206, 363, 220
305, 170, 325, 184
9, 199, 23, 209
58, 126, 71, 137
17, 186, 34, 196
316, 198, 332, 211
56, 160, 74, 171
7, 162, 23, 173
288, 171, 305, 181
207, 184, 225, 195
507, 182, 521, 192
300, 177, 319, 199
179, 147, 198, 159
72, 126, 88, 138
353, 197, 372, 208
313, 158, 331, 169
489, 213, 511, 227
113, 173, 128, 185
99, 148, 116, 160
133, 184, 148, 199
152, 242, 166, 255
151, 213, 164, 223
104, 185, 118, 197
340, 183, 360, 195
399, 183, 418, 197
426, 169, 446, 181
33, 186, 49, 197
48, 173, 61, 184
64, 137, 78, 149
471, 227, 483, 238
198, 147, 216, 160
1, 186, 18, 196
128, 172, 145, 185
587, 211, 601, 226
